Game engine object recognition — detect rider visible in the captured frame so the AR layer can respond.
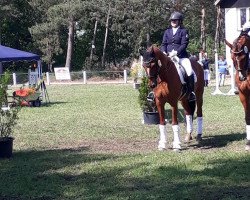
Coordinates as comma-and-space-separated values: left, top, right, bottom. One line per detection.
160, 11, 196, 101
241, 21, 250, 36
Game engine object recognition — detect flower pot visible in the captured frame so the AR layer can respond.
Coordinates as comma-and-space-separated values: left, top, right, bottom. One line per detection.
143, 111, 160, 125
0, 137, 14, 158
133, 83, 140, 89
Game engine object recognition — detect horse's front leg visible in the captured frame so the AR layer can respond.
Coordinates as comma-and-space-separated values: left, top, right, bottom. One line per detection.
156, 100, 167, 150
171, 104, 181, 151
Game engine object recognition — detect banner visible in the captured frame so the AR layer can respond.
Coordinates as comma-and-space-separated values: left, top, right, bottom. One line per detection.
54, 67, 71, 80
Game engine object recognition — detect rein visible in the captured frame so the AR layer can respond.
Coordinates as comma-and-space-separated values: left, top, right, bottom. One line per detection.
230, 49, 243, 55
144, 59, 161, 80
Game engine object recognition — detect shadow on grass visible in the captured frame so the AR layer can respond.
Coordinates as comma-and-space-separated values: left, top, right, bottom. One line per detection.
0, 148, 249, 200
42, 101, 68, 107
189, 132, 246, 149
0, 147, 250, 200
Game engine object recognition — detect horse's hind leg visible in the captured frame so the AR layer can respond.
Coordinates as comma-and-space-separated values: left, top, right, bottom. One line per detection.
195, 91, 204, 142
244, 108, 250, 151
180, 100, 193, 143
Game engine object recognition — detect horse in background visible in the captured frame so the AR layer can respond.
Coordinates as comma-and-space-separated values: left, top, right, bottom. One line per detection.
225, 33, 250, 151
140, 45, 204, 151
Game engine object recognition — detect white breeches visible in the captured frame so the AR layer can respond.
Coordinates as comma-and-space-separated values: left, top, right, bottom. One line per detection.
204, 69, 209, 81
179, 58, 193, 76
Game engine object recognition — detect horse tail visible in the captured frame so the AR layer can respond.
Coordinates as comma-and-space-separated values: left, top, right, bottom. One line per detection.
188, 100, 196, 118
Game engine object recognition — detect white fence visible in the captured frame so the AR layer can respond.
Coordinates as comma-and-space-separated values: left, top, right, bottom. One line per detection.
10, 70, 132, 86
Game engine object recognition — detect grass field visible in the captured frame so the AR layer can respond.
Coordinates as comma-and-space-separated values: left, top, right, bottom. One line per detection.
0, 84, 249, 200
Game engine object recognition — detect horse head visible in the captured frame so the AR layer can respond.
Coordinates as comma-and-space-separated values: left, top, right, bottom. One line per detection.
139, 46, 160, 88
225, 34, 250, 81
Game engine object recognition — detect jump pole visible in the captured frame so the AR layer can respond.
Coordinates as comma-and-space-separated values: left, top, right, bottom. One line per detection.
212, 49, 225, 95
226, 62, 237, 95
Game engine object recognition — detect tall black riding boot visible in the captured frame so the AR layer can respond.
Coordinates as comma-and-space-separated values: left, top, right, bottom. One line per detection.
205, 80, 208, 87
187, 74, 196, 101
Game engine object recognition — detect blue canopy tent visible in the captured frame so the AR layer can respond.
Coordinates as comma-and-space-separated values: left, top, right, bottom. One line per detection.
0, 45, 40, 62
0, 45, 42, 78
0, 45, 48, 105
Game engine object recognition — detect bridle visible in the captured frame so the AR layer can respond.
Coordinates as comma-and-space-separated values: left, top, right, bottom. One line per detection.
143, 54, 161, 88
231, 36, 249, 81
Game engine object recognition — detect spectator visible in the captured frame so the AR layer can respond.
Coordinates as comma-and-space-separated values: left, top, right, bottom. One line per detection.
201, 54, 210, 87
218, 55, 228, 86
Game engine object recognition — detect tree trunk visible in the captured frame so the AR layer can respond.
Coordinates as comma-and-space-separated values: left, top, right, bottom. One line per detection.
200, 6, 206, 51
146, 33, 151, 47
102, 4, 110, 69
90, 19, 98, 69
65, 17, 74, 70
47, 38, 53, 72
215, 6, 221, 50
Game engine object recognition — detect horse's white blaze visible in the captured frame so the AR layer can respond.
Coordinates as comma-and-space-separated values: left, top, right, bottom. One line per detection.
186, 115, 193, 134
246, 125, 250, 140
158, 124, 166, 149
197, 117, 203, 135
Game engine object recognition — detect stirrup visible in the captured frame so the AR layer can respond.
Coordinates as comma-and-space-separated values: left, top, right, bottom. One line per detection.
188, 92, 196, 102
147, 91, 155, 102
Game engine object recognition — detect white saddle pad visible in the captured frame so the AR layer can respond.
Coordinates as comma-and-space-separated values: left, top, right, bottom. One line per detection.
171, 56, 197, 84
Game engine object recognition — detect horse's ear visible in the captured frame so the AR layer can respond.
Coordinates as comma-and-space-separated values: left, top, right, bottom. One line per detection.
225, 39, 233, 49
138, 47, 146, 56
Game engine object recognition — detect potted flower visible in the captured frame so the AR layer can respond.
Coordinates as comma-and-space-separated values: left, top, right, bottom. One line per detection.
0, 71, 20, 158
138, 76, 159, 124
130, 59, 144, 89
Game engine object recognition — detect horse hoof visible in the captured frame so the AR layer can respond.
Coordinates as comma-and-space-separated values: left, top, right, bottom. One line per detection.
196, 134, 202, 142
173, 148, 181, 152
172, 143, 181, 151
158, 144, 166, 151
245, 140, 250, 151
184, 134, 192, 143
158, 147, 166, 151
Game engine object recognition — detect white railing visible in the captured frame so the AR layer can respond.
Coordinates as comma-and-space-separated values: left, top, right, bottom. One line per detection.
10, 70, 131, 86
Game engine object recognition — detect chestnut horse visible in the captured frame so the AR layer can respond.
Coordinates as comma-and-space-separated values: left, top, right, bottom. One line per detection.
140, 46, 204, 151
225, 33, 250, 151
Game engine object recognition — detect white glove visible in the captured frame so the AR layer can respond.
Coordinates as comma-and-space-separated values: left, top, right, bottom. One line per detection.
242, 21, 250, 31
169, 50, 177, 57
163, 51, 168, 55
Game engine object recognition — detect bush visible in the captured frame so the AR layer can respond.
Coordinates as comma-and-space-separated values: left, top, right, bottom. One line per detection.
138, 77, 157, 112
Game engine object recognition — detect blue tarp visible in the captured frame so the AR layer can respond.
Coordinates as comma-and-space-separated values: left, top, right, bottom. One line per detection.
0, 45, 40, 62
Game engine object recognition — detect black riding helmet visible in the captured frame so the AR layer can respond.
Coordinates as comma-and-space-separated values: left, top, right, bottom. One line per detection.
169, 11, 183, 21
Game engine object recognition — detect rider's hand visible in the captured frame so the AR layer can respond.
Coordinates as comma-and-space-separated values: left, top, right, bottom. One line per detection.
163, 51, 168, 56
169, 50, 177, 57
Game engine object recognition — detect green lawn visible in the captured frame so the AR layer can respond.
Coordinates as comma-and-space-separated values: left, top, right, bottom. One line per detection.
0, 84, 249, 200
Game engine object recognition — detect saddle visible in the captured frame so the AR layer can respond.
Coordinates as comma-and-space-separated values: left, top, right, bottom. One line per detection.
171, 56, 197, 100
